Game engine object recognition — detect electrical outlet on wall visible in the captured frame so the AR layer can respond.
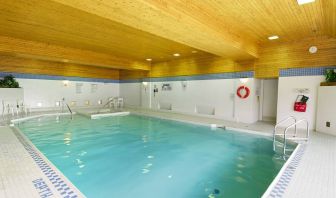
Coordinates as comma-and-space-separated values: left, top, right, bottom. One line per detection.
326, 121, 331, 128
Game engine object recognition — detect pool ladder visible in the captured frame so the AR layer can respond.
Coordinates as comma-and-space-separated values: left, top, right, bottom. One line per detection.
273, 116, 309, 155
98, 99, 114, 113
61, 98, 73, 120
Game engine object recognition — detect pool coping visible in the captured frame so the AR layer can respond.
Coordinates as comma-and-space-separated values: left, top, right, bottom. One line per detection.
11, 127, 85, 198
10, 117, 85, 198
130, 112, 273, 137
262, 144, 306, 198
10, 112, 74, 124
11, 112, 304, 198
90, 112, 130, 119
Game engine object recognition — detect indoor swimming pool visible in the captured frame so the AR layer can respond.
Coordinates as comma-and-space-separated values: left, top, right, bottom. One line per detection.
17, 114, 296, 198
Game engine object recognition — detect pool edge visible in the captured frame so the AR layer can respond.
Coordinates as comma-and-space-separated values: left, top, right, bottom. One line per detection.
13, 112, 301, 198
262, 144, 306, 198
11, 126, 86, 198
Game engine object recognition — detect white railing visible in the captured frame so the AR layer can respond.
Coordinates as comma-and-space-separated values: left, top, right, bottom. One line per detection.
273, 116, 297, 150
282, 119, 309, 154
61, 98, 73, 120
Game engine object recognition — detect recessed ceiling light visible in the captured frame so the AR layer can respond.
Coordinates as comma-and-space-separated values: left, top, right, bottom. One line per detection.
146, 58, 152, 61
191, 50, 198, 54
309, 46, 318, 54
297, 0, 315, 5
173, 53, 180, 57
268, 35, 279, 40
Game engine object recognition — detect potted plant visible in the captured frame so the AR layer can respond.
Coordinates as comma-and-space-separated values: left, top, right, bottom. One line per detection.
321, 69, 336, 86
0, 75, 20, 88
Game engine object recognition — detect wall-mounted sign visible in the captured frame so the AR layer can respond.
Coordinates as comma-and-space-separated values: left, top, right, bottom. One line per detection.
162, 83, 172, 91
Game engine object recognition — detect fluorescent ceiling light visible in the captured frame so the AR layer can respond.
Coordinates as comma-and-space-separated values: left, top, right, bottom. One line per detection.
268, 35, 279, 40
173, 53, 180, 57
297, 0, 315, 5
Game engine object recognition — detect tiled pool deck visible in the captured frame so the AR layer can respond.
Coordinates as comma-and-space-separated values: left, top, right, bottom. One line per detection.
0, 126, 83, 198
0, 108, 335, 198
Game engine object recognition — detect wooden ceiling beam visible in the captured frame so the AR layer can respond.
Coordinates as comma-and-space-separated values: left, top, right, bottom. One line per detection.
0, 36, 150, 71
51, 0, 259, 60
0, 55, 120, 80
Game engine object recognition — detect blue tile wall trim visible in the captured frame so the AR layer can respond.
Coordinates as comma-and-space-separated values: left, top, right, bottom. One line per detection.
280, 66, 336, 77
0, 72, 119, 83
3, 66, 335, 83
12, 128, 80, 198
120, 71, 254, 83
267, 144, 306, 198
2, 71, 254, 83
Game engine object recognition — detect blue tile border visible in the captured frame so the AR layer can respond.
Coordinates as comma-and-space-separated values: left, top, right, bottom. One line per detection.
120, 71, 254, 83
3, 66, 335, 83
280, 66, 336, 77
267, 144, 306, 198
12, 128, 80, 198
0, 72, 119, 83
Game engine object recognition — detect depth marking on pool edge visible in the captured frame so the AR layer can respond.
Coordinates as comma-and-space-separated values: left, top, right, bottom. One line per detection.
12, 128, 79, 198
268, 145, 306, 198
32, 178, 53, 197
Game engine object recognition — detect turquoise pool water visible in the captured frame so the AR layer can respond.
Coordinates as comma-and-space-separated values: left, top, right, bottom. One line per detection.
17, 114, 295, 198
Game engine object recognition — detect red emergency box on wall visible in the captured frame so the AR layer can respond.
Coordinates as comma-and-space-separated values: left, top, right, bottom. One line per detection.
294, 95, 309, 112
294, 102, 306, 112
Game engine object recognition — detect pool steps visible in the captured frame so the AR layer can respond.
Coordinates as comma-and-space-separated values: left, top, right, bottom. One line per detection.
273, 116, 309, 155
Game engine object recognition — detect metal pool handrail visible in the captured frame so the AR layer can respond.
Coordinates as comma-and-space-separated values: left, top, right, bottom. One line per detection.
61, 98, 73, 120
282, 119, 309, 154
65, 103, 73, 120
273, 116, 297, 150
98, 98, 114, 113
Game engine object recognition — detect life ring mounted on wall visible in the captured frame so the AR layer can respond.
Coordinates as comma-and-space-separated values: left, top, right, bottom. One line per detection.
236, 86, 250, 99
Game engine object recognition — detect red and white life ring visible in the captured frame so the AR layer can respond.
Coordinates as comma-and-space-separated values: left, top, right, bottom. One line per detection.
236, 86, 250, 99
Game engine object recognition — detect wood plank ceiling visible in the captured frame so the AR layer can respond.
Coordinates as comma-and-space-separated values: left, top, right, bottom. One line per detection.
52, 0, 335, 54
0, 0, 335, 75
0, 0, 208, 64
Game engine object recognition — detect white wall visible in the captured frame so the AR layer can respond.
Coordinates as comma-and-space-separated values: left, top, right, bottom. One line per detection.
150, 79, 236, 120
121, 78, 261, 123
234, 79, 260, 123
17, 78, 119, 109
262, 79, 278, 121
141, 83, 151, 108
119, 83, 141, 107
316, 86, 336, 136
277, 76, 324, 129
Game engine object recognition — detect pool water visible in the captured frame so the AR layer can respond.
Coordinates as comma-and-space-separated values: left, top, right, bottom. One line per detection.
17, 115, 295, 198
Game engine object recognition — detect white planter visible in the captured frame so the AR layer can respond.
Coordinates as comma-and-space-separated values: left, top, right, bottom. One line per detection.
316, 86, 336, 136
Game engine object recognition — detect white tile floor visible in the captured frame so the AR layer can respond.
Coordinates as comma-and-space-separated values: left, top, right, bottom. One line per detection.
0, 126, 84, 198
283, 132, 336, 198
0, 108, 335, 198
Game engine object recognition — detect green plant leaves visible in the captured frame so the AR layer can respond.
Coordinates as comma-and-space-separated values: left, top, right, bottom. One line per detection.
325, 70, 336, 82
0, 75, 20, 88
